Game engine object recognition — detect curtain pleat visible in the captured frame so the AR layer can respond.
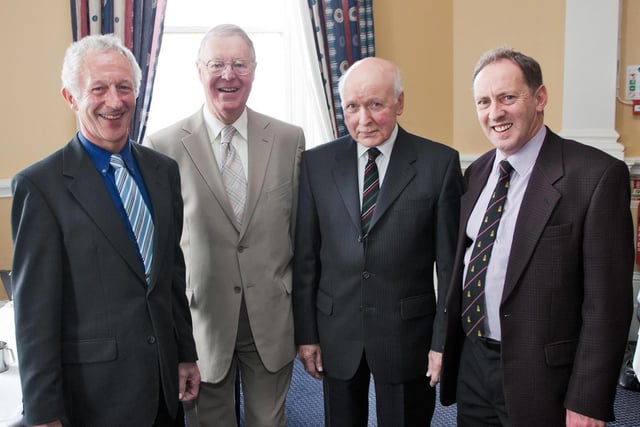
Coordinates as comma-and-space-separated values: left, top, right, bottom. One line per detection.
307, 0, 375, 138
69, 0, 167, 143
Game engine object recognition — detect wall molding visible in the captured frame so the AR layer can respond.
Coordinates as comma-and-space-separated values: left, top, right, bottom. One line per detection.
0, 180, 10, 199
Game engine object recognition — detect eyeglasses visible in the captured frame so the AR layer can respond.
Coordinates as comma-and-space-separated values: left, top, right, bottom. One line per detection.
201, 59, 254, 76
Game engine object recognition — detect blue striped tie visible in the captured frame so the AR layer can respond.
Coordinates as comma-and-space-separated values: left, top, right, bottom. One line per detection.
110, 154, 154, 282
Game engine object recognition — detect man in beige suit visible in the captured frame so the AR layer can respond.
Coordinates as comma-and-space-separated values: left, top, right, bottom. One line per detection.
144, 24, 305, 427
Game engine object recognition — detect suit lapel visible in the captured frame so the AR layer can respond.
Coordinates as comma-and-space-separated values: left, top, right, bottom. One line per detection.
461, 153, 495, 233
502, 132, 563, 303
180, 112, 238, 228
243, 109, 273, 237
133, 144, 171, 290
64, 138, 146, 284
369, 129, 416, 231
331, 138, 361, 232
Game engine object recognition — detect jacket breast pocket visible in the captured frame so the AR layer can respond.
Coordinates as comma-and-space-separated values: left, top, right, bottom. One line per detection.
539, 223, 572, 240
392, 196, 432, 212
62, 338, 118, 364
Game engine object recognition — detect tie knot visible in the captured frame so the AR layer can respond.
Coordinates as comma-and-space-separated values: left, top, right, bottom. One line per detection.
367, 147, 381, 161
221, 125, 237, 145
499, 160, 513, 178
110, 154, 125, 169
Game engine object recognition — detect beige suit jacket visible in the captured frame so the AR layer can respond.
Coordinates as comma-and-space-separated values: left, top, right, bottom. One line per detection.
144, 108, 305, 382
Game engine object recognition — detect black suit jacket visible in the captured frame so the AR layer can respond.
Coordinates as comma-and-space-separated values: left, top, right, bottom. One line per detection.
11, 137, 197, 426
293, 127, 463, 383
440, 128, 634, 425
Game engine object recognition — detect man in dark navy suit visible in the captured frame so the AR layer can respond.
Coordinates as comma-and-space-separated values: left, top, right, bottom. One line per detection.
293, 57, 463, 426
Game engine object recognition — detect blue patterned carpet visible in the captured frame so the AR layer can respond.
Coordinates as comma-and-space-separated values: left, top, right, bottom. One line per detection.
239, 358, 640, 426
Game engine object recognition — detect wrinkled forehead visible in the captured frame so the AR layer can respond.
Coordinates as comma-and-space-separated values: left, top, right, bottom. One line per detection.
202, 34, 253, 60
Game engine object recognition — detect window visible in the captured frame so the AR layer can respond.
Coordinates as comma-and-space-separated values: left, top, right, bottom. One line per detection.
146, 0, 333, 148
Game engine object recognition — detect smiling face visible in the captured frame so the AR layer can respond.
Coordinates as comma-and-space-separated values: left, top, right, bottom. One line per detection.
473, 58, 547, 157
198, 34, 256, 124
62, 49, 136, 153
341, 58, 404, 148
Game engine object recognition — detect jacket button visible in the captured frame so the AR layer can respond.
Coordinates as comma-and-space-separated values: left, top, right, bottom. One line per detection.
238, 246, 245, 253
147, 336, 156, 344
234, 286, 242, 294
362, 271, 370, 279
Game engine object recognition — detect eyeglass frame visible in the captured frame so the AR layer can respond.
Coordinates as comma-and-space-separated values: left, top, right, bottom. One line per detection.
199, 58, 256, 76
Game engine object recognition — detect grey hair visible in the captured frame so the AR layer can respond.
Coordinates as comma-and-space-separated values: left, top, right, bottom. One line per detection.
338, 58, 404, 103
472, 46, 543, 93
198, 24, 257, 63
61, 33, 142, 99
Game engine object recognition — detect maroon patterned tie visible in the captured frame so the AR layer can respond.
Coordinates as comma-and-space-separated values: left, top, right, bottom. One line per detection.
462, 160, 514, 338
361, 147, 381, 235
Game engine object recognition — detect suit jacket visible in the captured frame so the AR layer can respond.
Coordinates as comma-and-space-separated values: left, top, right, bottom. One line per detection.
293, 127, 463, 383
144, 108, 305, 382
11, 137, 197, 427
440, 128, 634, 425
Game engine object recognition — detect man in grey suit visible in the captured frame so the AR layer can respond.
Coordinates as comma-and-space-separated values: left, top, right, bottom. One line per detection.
440, 47, 634, 427
144, 24, 305, 427
11, 34, 199, 427
293, 57, 464, 426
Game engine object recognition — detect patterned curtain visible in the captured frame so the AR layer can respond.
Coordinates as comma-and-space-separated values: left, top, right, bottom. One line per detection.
69, 0, 167, 143
307, 0, 375, 138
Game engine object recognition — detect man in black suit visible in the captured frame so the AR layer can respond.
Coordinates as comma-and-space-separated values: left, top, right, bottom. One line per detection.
11, 34, 200, 427
293, 57, 463, 426
440, 47, 634, 427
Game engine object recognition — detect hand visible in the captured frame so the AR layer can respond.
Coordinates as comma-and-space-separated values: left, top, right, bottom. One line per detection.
426, 350, 442, 387
566, 409, 605, 427
298, 344, 324, 379
178, 362, 201, 401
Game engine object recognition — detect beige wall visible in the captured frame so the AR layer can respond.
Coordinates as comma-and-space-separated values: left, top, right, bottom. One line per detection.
1, 1, 639, 275
0, 3, 75, 274
373, 1, 454, 146
451, 1, 566, 155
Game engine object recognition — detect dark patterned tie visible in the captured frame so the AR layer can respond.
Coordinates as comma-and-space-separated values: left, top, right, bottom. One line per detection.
361, 147, 381, 235
462, 160, 514, 338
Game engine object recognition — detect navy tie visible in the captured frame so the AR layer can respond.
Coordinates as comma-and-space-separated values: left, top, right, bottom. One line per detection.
462, 160, 514, 338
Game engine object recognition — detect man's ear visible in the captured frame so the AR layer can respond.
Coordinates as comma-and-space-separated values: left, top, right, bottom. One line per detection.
535, 84, 548, 112
396, 92, 405, 116
61, 87, 77, 111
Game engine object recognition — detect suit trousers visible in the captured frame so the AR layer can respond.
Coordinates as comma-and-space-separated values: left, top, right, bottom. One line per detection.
188, 297, 293, 427
456, 337, 511, 427
323, 353, 434, 427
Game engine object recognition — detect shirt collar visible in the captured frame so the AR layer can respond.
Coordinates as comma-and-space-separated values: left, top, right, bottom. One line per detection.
78, 131, 135, 175
202, 105, 249, 142
494, 125, 546, 178
356, 123, 398, 160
